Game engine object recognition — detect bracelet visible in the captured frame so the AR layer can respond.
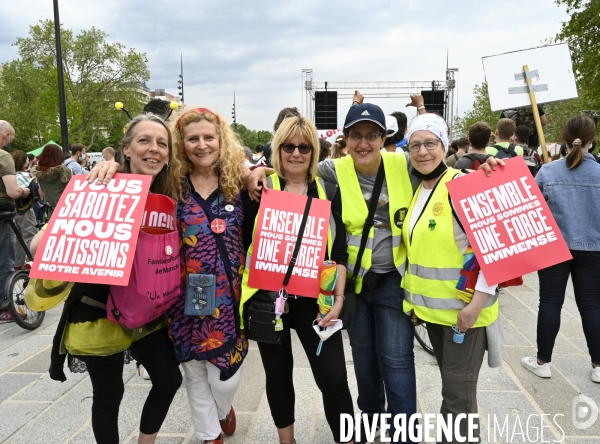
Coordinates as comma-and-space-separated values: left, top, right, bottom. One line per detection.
352, 101, 360, 105
417, 106, 426, 111
334, 294, 345, 299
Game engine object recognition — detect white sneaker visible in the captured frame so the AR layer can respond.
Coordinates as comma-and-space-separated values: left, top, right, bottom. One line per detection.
521, 356, 551, 378
591, 366, 600, 383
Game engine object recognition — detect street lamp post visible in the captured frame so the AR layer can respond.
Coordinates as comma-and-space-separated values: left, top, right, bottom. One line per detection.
232, 90, 237, 131
53, 0, 69, 154
177, 54, 184, 107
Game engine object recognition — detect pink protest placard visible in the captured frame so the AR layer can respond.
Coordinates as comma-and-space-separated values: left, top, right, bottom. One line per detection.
446, 157, 572, 285
30, 174, 151, 285
248, 188, 331, 298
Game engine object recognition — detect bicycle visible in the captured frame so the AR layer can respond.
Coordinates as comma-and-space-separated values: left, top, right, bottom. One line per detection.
414, 322, 434, 356
0, 209, 45, 330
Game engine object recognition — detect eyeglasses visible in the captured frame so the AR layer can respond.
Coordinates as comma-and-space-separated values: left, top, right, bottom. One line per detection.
280, 143, 313, 154
408, 139, 441, 152
348, 133, 382, 142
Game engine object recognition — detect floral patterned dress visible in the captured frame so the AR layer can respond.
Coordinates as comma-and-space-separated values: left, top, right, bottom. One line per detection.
166, 181, 248, 380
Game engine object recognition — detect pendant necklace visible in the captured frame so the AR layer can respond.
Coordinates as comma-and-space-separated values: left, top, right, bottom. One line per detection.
284, 182, 307, 195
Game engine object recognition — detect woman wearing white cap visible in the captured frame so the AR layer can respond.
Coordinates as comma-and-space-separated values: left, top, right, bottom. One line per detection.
401, 113, 501, 443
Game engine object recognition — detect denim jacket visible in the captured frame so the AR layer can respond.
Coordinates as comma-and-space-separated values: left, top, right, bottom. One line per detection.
535, 153, 600, 251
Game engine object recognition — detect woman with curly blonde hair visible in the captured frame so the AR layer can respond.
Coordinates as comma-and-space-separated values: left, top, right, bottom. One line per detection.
166, 107, 248, 444
172, 107, 245, 201
88, 109, 249, 444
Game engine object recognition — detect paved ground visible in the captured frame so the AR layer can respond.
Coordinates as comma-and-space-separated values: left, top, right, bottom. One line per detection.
0, 273, 598, 443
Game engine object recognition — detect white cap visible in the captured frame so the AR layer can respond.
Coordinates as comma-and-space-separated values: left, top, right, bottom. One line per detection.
385, 115, 398, 138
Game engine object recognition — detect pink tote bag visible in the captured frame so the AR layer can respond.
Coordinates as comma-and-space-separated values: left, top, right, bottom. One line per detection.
107, 194, 181, 329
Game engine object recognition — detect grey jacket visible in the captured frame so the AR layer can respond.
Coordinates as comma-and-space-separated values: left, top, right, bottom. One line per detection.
33, 165, 72, 207
535, 153, 600, 251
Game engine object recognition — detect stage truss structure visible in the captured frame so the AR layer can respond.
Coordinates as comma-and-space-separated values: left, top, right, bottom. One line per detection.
302, 68, 458, 138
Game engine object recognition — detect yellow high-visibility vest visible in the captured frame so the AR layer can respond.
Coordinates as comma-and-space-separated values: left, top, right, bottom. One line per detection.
336, 152, 413, 293
402, 168, 498, 327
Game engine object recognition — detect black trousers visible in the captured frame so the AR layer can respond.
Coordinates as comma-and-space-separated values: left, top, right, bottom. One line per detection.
79, 328, 183, 444
537, 250, 600, 364
427, 323, 487, 444
257, 296, 354, 442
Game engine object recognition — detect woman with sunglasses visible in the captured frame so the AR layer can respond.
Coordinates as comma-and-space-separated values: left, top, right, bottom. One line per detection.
240, 116, 354, 444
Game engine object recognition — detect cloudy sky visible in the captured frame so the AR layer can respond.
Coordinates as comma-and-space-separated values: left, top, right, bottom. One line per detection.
1, 0, 568, 132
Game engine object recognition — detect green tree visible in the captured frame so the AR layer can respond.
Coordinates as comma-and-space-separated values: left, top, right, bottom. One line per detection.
256, 130, 273, 147
555, 0, 600, 109
234, 124, 272, 150
0, 20, 149, 152
453, 82, 501, 138
541, 98, 587, 142
0, 59, 59, 151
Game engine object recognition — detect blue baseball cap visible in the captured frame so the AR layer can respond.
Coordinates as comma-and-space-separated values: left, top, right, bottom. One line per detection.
343, 103, 386, 132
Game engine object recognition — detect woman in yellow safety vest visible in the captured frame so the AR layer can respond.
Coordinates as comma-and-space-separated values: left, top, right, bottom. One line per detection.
402, 113, 501, 443
240, 115, 354, 444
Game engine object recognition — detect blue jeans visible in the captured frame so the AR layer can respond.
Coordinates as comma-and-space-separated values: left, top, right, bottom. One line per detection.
348, 271, 417, 443
0, 221, 16, 302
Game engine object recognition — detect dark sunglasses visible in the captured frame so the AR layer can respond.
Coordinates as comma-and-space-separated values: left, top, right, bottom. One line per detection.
280, 143, 313, 154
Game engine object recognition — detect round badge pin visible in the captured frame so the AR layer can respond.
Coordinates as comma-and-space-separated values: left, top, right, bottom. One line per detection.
432, 202, 443, 216
394, 207, 408, 228
225, 204, 234, 212
164, 245, 173, 256
211, 218, 227, 234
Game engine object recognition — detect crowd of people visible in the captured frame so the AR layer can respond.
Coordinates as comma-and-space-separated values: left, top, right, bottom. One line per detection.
0, 89, 598, 444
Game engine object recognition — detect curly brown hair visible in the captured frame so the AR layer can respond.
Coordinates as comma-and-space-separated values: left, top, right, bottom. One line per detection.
11, 150, 29, 172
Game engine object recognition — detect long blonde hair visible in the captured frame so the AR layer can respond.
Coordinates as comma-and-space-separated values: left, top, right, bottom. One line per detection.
173, 108, 245, 201
120, 113, 182, 200
271, 116, 319, 182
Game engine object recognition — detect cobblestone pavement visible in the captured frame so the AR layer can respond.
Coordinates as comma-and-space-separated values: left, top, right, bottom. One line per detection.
1, 273, 598, 443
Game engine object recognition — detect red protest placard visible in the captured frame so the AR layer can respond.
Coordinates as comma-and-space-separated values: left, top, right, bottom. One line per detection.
30, 174, 152, 286
446, 157, 572, 286
248, 188, 331, 298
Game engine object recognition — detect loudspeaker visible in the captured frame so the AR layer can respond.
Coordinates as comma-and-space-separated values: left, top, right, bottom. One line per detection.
421, 90, 446, 117
315, 91, 338, 130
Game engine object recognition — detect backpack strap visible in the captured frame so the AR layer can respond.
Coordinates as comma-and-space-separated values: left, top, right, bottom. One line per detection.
448, 172, 465, 234
349, 160, 385, 283
322, 180, 337, 201
464, 153, 492, 170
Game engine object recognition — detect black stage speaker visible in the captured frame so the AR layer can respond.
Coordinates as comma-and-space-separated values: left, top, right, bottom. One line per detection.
315, 91, 338, 130
421, 90, 446, 117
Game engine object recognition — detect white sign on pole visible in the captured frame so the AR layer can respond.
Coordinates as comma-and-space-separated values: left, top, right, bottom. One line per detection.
482, 43, 578, 112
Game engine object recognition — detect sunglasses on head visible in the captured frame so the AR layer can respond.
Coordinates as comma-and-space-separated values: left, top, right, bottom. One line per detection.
280, 143, 313, 154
